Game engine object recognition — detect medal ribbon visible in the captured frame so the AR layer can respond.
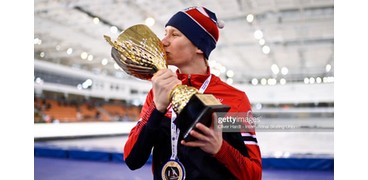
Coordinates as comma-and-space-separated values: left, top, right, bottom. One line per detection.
169, 75, 212, 160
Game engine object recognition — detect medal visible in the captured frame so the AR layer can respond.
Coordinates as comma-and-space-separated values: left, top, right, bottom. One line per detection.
161, 159, 185, 180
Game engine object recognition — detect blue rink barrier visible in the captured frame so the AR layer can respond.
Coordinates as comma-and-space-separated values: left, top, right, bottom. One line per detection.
34, 144, 332, 171
262, 156, 333, 171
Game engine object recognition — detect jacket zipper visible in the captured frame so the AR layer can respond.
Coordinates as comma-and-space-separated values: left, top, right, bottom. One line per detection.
188, 74, 192, 86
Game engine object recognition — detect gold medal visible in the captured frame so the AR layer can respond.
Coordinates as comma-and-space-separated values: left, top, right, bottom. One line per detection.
161, 160, 185, 180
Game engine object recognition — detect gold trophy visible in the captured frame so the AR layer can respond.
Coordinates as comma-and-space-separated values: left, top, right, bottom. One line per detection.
104, 24, 230, 141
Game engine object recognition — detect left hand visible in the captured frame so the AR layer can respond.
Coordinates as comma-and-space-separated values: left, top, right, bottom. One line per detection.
181, 113, 223, 155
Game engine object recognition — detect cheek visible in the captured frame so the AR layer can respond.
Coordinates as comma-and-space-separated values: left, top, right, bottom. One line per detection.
174, 41, 187, 50
175, 41, 195, 54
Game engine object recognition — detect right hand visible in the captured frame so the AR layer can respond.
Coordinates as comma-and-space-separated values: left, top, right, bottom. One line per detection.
151, 69, 182, 112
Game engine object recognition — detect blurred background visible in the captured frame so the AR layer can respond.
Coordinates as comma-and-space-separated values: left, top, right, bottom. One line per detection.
34, 0, 334, 179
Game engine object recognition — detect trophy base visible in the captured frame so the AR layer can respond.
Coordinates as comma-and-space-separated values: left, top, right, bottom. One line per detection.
174, 94, 230, 142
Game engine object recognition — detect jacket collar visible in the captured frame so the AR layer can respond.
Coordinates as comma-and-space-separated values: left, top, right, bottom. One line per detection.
176, 67, 212, 89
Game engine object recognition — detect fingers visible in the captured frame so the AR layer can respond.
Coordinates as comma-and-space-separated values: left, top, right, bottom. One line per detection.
180, 126, 216, 152
194, 123, 212, 137
210, 113, 218, 129
152, 69, 177, 82
185, 112, 219, 142
152, 69, 181, 112
190, 126, 210, 141
181, 113, 223, 155
181, 140, 204, 147
152, 69, 181, 90
195, 112, 219, 136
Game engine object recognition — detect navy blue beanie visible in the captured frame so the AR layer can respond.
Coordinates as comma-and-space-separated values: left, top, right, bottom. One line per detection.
165, 6, 224, 59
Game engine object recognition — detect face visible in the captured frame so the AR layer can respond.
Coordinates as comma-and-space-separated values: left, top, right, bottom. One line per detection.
162, 26, 200, 67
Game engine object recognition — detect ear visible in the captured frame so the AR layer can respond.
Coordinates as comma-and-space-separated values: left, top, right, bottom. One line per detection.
196, 48, 207, 60
196, 47, 203, 54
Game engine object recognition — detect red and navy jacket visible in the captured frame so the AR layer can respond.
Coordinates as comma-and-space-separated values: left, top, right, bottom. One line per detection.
124, 69, 262, 180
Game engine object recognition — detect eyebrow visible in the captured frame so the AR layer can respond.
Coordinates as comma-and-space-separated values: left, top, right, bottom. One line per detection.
165, 28, 178, 34
170, 29, 181, 35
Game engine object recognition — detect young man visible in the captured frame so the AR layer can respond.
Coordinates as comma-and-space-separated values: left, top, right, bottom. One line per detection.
123, 6, 262, 180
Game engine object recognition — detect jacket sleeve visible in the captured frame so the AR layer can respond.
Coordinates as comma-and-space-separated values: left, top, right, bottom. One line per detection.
214, 93, 262, 180
123, 90, 166, 170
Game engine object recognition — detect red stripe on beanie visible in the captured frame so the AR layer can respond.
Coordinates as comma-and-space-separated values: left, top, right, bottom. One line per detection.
185, 8, 219, 42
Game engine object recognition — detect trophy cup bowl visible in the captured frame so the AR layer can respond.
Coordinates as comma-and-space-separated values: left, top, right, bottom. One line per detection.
104, 24, 230, 141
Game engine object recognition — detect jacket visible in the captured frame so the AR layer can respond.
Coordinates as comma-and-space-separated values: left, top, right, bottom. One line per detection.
124, 69, 262, 179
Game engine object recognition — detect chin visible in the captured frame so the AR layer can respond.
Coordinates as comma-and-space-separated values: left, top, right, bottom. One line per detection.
166, 58, 173, 65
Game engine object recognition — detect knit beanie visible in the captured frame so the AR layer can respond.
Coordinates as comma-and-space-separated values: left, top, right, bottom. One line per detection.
165, 6, 224, 59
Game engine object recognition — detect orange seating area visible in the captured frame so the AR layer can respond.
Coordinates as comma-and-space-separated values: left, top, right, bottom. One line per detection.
125, 106, 141, 120
42, 99, 78, 122
34, 97, 141, 123
102, 104, 126, 117
79, 104, 98, 120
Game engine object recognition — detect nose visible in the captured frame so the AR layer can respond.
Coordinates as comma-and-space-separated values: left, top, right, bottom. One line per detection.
161, 36, 169, 47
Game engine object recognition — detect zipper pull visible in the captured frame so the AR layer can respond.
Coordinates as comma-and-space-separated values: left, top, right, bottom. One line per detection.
188, 74, 192, 86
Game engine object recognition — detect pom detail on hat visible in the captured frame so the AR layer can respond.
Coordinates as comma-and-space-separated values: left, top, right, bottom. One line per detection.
217, 19, 225, 29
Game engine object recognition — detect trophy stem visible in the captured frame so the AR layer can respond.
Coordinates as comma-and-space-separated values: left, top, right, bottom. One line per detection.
170, 85, 198, 114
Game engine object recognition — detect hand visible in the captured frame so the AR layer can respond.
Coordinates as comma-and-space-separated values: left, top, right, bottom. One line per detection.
151, 69, 182, 112
181, 113, 223, 155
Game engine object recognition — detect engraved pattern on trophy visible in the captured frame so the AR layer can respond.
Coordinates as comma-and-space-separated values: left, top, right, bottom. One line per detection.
104, 24, 198, 115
